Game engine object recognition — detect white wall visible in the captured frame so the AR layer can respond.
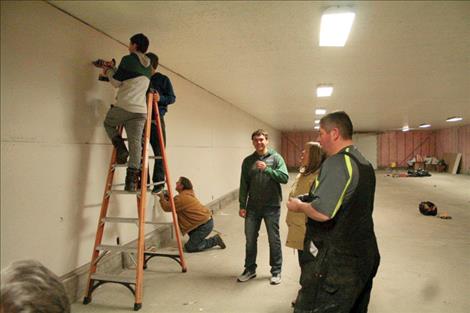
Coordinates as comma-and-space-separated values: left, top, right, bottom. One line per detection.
353, 133, 378, 169
0, 1, 279, 276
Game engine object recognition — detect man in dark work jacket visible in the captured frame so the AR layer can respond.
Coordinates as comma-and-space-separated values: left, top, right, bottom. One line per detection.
288, 111, 380, 313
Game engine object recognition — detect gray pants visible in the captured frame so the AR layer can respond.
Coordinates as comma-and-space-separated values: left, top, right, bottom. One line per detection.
103, 106, 146, 169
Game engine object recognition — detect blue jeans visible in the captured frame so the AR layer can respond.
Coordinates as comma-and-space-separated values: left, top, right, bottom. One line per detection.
184, 218, 218, 253
244, 208, 282, 275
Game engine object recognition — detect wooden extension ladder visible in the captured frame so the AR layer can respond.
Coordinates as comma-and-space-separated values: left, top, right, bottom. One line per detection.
83, 92, 187, 311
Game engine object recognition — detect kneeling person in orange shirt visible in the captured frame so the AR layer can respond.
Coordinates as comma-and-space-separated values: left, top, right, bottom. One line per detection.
158, 177, 226, 252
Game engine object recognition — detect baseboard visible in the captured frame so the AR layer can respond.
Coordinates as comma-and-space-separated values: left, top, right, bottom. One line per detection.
60, 188, 239, 304
205, 189, 238, 213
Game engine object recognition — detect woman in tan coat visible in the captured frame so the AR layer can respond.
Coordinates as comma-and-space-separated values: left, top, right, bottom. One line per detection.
285, 142, 325, 264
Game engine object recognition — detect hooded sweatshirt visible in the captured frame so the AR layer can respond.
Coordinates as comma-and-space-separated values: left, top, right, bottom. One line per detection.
106, 52, 152, 114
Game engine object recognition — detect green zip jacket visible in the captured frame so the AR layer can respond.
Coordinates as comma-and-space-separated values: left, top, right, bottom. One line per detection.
239, 148, 289, 210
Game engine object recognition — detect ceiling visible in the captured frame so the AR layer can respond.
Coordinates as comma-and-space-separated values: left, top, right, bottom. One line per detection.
50, 1, 470, 132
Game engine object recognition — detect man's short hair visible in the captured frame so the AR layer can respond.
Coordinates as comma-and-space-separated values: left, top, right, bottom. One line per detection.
179, 177, 193, 191
251, 129, 269, 140
320, 111, 353, 140
1, 260, 70, 313
146, 52, 159, 70
130, 33, 149, 53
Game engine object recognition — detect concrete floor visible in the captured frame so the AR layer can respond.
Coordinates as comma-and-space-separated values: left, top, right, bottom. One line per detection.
72, 171, 470, 313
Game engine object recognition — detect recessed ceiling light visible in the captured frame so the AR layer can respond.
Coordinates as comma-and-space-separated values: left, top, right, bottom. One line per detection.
314, 125, 320, 130
446, 116, 463, 122
314, 119, 320, 124
402, 126, 410, 132
315, 109, 327, 115
316, 85, 333, 97
419, 123, 431, 128
319, 7, 356, 47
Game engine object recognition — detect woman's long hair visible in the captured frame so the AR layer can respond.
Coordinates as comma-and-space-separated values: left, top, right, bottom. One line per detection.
300, 142, 325, 175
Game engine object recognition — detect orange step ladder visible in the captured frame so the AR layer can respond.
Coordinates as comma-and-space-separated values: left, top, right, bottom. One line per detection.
83, 92, 187, 311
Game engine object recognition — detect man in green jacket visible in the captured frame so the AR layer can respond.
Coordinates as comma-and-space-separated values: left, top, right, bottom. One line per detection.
237, 129, 289, 285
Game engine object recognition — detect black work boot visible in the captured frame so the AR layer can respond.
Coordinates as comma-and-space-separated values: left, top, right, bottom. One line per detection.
214, 234, 226, 249
125, 168, 140, 192
111, 135, 129, 164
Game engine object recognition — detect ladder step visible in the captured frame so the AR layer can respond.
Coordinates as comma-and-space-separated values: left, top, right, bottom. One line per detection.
112, 156, 161, 168
96, 244, 137, 253
108, 190, 140, 195
90, 273, 135, 284
112, 163, 128, 168
102, 217, 172, 226
146, 181, 165, 188
110, 183, 162, 188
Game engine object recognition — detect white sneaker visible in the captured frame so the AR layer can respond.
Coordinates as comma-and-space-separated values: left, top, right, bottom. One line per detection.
270, 273, 281, 285
237, 269, 256, 282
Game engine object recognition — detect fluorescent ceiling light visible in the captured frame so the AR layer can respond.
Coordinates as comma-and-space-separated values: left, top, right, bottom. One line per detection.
315, 109, 327, 115
319, 7, 356, 47
314, 125, 320, 130
446, 116, 463, 122
419, 123, 431, 128
316, 85, 333, 97
314, 119, 320, 124
402, 126, 410, 132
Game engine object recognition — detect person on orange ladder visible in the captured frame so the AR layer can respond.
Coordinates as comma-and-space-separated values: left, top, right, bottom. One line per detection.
101, 33, 156, 192
158, 177, 226, 252
145, 52, 176, 194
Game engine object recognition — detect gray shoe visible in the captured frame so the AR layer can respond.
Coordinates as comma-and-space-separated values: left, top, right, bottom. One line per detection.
237, 269, 256, 282
270, 273, 281, 285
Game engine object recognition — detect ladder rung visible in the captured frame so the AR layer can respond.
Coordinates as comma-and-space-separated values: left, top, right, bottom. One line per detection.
112, 156, 161, 168
108, 190, 140, 195
90, 273, 135, 284
102, 217, 172, 226
110, 183, 157, 189
112, 163, 128, 168
96, 244, 137, 253
102, 217, 137, 224
149, 181, 165, 186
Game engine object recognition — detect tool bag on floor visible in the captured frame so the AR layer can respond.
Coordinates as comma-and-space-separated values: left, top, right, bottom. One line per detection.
419, 201, 437, 216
